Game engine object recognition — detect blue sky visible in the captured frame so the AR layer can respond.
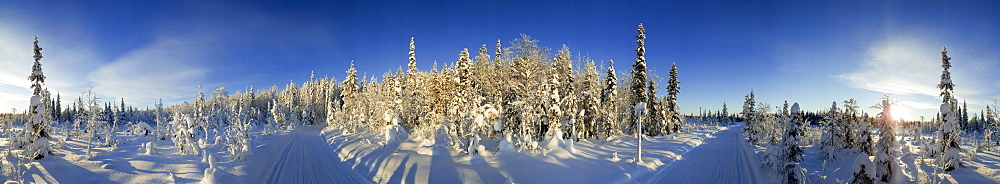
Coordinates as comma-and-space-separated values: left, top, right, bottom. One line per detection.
0, 1, 998, 120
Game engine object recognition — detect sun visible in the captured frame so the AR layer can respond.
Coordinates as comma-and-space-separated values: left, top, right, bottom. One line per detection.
890, 106, 909, 122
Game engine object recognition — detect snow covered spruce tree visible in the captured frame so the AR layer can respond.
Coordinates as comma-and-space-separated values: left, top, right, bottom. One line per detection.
335, 61, 361, 131
630, 23, 648, 136
937, 47, 961, 171
645, 78, 661, 135
819, 101, 840, 160
25, 36, 54, 160
578, 60, 601, 140
872, 97, 898, 182
742, 90, 757, 144
844, 98, 867, 153
665, 62, 681, 134
601, 59, 620, 137
722, 102, 729, 125
780, 103, 805, 184
408, 37, 417, 75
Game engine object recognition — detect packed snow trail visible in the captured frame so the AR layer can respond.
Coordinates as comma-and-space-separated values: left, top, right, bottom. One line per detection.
647, 125, 764, 183
257, 126, 371, 184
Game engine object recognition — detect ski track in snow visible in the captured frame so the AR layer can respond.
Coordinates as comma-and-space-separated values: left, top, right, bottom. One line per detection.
648, 125, 762, 183
262, 126, 371, 184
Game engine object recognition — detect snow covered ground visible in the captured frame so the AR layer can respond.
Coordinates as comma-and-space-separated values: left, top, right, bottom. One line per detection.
244, 126, 369, 184
5, 123, 1000, 183
322, 124, 728, 184
645, 125, 767, 183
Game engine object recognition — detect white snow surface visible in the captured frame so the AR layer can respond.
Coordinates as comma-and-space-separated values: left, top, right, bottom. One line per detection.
324, 123, 728, 184
645, 125, 764, 183
246, 126, 370, 184
9, 122, 1000, 183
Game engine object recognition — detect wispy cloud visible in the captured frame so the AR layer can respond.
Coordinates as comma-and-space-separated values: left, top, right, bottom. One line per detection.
836, 35, 1000, 118
835, 37, 941, 97
88, 37, 208, 107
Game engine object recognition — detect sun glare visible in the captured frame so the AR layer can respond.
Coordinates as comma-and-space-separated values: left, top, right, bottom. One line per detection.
891, 106, 909, 122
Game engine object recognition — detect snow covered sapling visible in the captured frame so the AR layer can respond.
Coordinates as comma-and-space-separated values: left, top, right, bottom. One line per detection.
25, 36, 54, 160
819, 102, 839, 161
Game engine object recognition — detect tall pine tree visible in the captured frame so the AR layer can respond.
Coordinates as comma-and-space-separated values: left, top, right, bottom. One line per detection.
630, 24, 648, 134
665, 62, 681, 133
408, 37, 417, 74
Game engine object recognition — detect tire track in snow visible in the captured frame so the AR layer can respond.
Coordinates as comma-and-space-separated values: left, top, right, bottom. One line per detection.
647, 125, 761, 183
263, 127, 372, 184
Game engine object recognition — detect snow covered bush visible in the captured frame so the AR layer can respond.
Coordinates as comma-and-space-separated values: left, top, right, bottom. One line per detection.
851, 153, 876, 184
201, 154, 216, 184
131, 121, 153, 136
172, 113, 200, 155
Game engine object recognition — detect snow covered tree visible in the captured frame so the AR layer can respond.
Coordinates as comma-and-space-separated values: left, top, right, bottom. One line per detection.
475, 44, 490, 64
937, 47, 961, 171
645, 79, 661, 135
665, 62, 681, 134
53, 92, 61, 123
844, 98, 865, 152
819, 101, 840, 160
722, 102, 729, 124
780, 103, 805, 184
578, 60, 601, 139
335, 61, 361, 130
495, 39, 502, 62
152, 99, 170, 140
25, 36, 53, 160
600, 59, 619, 136
552, 45, 575, 138
408, 37, 417, 75
79, 88, 104, 158
857, 113, 874, 156
872, 97, 898, 182
742, 90, 757, 143
629, 24, 648, 135
227, 102, 252, 160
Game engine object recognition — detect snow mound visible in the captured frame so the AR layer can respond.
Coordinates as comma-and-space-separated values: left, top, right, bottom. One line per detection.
145, 141, 156, 155
498, 134, 517, 155
201, 154, 216, 184
853, 153, 875, 179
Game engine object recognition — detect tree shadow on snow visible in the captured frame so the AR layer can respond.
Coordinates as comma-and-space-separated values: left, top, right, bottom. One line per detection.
32, 156, 116, 183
